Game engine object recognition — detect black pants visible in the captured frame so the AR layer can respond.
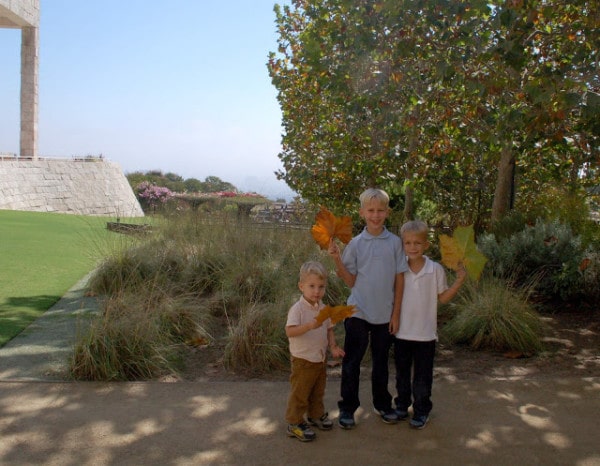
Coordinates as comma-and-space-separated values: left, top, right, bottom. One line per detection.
393, 338, 436, 417
338, 317, 394, 414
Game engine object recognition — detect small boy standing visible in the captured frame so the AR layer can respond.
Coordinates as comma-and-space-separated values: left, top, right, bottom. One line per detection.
328, 188, 408, 429
394, 220, 466, 429
285, 261, 345, 442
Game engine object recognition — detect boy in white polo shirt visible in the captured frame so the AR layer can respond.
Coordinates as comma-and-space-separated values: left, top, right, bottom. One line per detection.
394, 220, 466, 429
285, 261, 345, 442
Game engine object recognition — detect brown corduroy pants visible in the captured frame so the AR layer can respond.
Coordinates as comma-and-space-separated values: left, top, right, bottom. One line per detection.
285, 356, 327, 425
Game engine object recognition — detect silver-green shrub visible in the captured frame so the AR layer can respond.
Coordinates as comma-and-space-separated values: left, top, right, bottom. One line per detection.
478, 219, 595, 301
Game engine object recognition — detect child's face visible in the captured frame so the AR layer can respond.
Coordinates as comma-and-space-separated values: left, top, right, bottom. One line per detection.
298, 273, 327, 306
359, 199, 389, 233
402, 231, 429, 261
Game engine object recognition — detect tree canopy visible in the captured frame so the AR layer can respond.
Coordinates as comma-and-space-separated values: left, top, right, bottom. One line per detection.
268, 0, 599, 229
126, 171, 238, 194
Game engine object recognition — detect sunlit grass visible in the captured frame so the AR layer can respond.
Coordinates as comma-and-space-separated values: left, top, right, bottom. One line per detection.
0, 209, 146, 346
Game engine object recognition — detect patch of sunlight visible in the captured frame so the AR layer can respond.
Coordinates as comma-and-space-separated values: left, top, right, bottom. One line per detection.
543, 432, 572, 449
515, 404, 557, 430
465, 429, 499, 454
191, 395, 229, 417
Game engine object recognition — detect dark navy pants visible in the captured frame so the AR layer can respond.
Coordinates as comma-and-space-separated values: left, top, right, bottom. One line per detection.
393, 338, 436, 417
338, 317, 394, 414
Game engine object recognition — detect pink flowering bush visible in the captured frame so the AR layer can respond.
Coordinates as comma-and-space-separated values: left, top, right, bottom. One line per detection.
136, 181, 174, 211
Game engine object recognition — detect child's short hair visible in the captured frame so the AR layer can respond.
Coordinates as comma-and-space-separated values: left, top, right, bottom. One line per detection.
359, 188, 389, 208
400, 220, 429, 238
299, 261, 327, 281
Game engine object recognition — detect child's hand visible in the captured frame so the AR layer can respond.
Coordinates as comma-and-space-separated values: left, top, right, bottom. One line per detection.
327, 238, 340, 258
330, 345, 345, 359
456, 262, 467, 282
307, 319, 321, 331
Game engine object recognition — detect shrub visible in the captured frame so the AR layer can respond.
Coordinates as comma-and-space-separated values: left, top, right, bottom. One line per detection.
580, 250, 600, 301
478, 219, 591, 301
442, 278, 545, 354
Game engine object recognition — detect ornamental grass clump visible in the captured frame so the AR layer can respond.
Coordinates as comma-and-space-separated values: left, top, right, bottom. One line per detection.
442, 277, 545, 355
223, 302, 290, 375
72, 211, 335, 380
70, 290, 216, 380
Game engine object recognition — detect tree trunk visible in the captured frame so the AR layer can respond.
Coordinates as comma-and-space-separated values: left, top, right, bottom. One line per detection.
491, 145, 515, 223
403, 184, 414, 221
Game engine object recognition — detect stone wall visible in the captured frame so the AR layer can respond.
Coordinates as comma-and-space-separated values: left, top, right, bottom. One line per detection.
0, 158, 144, 217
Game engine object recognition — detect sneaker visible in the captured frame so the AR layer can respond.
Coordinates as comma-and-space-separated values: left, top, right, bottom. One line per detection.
338, 410, 355, 429
374, 408, 399, 424
394, 408, 409, 421
307, 412, 333, 431
410, 414, 429, 429
287, 422, 316, 442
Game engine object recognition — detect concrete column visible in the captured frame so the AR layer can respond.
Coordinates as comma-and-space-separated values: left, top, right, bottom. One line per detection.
20, 26, 39, 159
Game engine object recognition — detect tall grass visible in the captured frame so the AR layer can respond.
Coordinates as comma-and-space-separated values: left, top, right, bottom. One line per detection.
72, 212, 346, 380
442, 277, 546, 354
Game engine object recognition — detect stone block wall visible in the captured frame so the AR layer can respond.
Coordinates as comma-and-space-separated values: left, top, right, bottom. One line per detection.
0, 158, 144, 217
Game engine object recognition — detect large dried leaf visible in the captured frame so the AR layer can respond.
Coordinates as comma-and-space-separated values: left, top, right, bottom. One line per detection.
311, 206, 353, 250
439, 225, 487, 281
315, 304, 357, 325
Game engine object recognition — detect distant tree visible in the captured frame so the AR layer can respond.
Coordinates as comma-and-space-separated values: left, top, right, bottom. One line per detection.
184, 178, 204, 193
165, 172, 184, 182
201, 176, 237, 193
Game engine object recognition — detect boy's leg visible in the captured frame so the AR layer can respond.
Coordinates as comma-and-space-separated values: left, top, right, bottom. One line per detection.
307, 362, 327, 421
338, 317, 369, 414
393, 338, 413, 413
370, 323, 394, 412
285, 357, 317, 424
306, 363, 333, 430
411, 340, 436, 418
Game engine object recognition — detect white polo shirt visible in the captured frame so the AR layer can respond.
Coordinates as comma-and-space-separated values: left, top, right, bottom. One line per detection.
395, 256, 448, 342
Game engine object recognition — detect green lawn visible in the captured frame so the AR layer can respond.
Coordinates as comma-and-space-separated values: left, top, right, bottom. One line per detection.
0, 210, 141, 347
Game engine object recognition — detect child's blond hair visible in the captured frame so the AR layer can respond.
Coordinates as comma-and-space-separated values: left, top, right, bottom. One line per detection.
359, 188, 389, 208
400, 220, 429, 238
299, 261, 327, 282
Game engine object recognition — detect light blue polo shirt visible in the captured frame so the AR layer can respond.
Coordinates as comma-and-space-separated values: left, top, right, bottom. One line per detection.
342, 227, 408, 324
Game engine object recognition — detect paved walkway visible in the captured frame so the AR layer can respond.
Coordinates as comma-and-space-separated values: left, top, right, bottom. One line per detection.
0, 279, 599, 465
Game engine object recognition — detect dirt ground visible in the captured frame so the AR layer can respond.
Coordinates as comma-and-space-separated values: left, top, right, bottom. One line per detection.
1, 284, 598, 466
177, 306, 600, 383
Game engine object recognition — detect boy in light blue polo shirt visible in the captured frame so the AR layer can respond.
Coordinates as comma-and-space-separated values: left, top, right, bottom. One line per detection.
328, 188, 408, 429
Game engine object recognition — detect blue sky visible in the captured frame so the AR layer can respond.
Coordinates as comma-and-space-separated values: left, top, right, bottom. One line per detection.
0, 1, 295, 200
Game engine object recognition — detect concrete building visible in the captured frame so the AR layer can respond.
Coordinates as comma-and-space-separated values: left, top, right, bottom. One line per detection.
0, 1, 144, 217
0, 0, 39, 159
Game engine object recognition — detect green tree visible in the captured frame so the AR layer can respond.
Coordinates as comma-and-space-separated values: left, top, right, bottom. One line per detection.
201, 176, 237, 193
268, 0, 599, 228
184, 178, 204, 193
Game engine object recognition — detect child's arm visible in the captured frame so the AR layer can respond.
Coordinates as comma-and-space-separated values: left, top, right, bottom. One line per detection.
327, 326, 345, 358
439, 265, 467, 304
328, 239, 356, 288
389, 272, 404, 334
286, 319, 320, 338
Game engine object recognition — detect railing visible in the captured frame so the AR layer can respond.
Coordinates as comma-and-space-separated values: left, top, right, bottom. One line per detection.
0, 155, 105, 162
